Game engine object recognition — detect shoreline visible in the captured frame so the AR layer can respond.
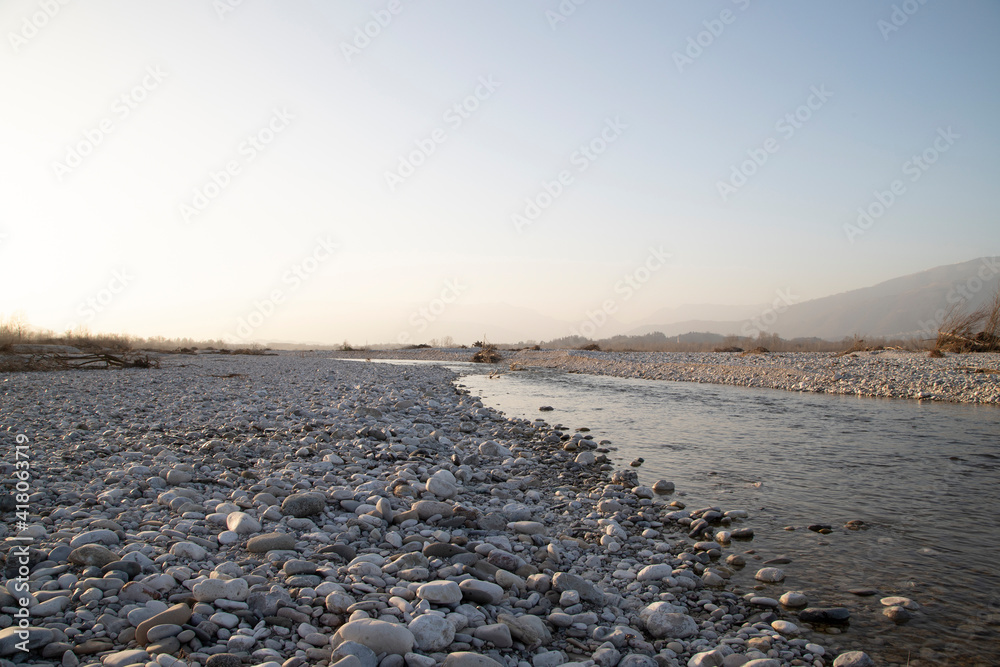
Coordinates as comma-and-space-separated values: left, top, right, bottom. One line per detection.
328, 348, 1000, 405
0, 355, 879, 667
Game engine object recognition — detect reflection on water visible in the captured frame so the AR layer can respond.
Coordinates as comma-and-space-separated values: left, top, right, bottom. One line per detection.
458, 367, 1000, 666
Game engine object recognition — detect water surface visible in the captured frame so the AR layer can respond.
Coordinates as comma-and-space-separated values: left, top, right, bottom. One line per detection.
457, 367, 1000, 666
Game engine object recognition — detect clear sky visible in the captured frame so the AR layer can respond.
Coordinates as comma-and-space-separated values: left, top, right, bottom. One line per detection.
2, 0, 998, 344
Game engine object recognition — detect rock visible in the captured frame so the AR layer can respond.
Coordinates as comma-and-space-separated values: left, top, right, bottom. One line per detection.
883, 605, 913, 622
652, 480, 675, 494
165, 469, 193, 485
247, 532, 296, 553
331, 641, 377, 667
459, 579, 504, 605
779, 591, 808, 607
640, 604, 698, 639
754, 567, 785, 583
193, 577, 249, 603
0, 626, 54, 655
408, 614, 455, 651
226, 512, 261, 534
281, 492, 326, 517
574, 451, 596, 465
412, 500, 454, 520
798, 607, 851, 624
205, 654, 243, 667
144, 624, 183, 643
442, 653, 504, 667
497, 613, 551, 646
69, 529, 120, 549
532, 650, 566, 667
169, 542, 207, 561
331, 619, 415, 656
636, 564, 673, 582
473, 623, 512, 648
68, 544, 118, 567
101, 650, 150, 667
508, 521, 546, 535
619, 656, 657, 667
552, 572, 606, 605
880, 596, 919, 610
135, 603, 193, 646
832, 652, 874, 667
426, 470, 458, 498
770, 620, 798, 635
416, 580, 462, 605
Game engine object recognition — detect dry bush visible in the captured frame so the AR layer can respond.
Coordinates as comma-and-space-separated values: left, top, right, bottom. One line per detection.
934, 290, 1000, 352
928, 348, 945, 358
578, 343, 601, 351
713, 346, 744, 353
471, 344, 501, 363
739, 346, 770, 356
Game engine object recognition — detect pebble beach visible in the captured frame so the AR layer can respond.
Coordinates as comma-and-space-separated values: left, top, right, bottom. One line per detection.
0, 353, 898, 667
334, 348, 1000, 404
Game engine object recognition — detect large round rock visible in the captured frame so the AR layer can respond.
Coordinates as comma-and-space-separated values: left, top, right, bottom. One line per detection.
408, 614, 455, 651
330, 619, 414, 656
281, 492, 326, 517
416, 580, 462, 605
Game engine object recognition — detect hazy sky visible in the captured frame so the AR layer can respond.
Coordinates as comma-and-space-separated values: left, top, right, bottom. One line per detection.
3, 1, 999, 344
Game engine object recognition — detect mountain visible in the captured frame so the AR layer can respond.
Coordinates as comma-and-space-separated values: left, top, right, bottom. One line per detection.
627, 257, 1000, 340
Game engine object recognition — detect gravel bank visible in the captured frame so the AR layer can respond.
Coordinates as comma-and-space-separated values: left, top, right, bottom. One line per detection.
1, 355, 876, 667
332, 348, 1000, 404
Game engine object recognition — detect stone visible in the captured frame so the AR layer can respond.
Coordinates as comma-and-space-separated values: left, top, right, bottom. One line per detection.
69, 529, 120, 549
144, 624, 183, 643
636, 564, 673, 582
408, 614, 455, 651
552, 572, 606, 605
618, 656, 657, 667
779, 591, 808, 607
169, 542, 208, 561
412, 500, 454, 520
497, 613, 551, 646
331, 619, 415, 656
281, 492, 326, 517
459, 579, 504, 605
442, 653, 504, 667
330, 641, 377, 667
101, 650, 150, 667
883, 605, 913, 622
798, 607, 850, 624
68, 544, 118, 567
770, 620, 798, 635
227, 512, 262, 534
832, 652, 874, 667
473, 623, 512, 648
426, 470, 458, 498
880, 596, 919, 610
0, 626, 54, 655
136, 604, 193, 646
416, 580, 462, 605
247, 532, 296, 553
508, 521, 546, 535
532, 650, 566, 667
206, 654, 243, 667
754, 567, 785, 583
641, 606, 698, 639
193, 577, 249, 603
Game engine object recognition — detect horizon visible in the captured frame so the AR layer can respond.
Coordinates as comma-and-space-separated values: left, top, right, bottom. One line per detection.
3, 2, 1000, 345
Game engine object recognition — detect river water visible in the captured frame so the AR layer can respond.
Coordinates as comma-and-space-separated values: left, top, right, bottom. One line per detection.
453, 366, 1000, 666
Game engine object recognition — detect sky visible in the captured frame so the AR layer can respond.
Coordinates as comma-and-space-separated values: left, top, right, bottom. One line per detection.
2, 0, 999, 345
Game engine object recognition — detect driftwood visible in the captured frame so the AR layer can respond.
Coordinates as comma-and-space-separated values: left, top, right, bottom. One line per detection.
0, 351, 160, 372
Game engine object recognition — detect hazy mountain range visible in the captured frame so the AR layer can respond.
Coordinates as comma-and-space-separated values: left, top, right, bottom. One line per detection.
627, 256, 1000, 341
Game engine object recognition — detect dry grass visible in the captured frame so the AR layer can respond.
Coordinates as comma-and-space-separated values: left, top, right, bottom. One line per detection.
934, 287, 1000, 353
471, 344, 502, 363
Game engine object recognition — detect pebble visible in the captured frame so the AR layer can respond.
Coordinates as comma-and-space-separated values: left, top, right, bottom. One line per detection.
754, 567, 785, 583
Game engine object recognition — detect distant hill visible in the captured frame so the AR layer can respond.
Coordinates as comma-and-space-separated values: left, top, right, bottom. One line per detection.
628, 257, 1000, 340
